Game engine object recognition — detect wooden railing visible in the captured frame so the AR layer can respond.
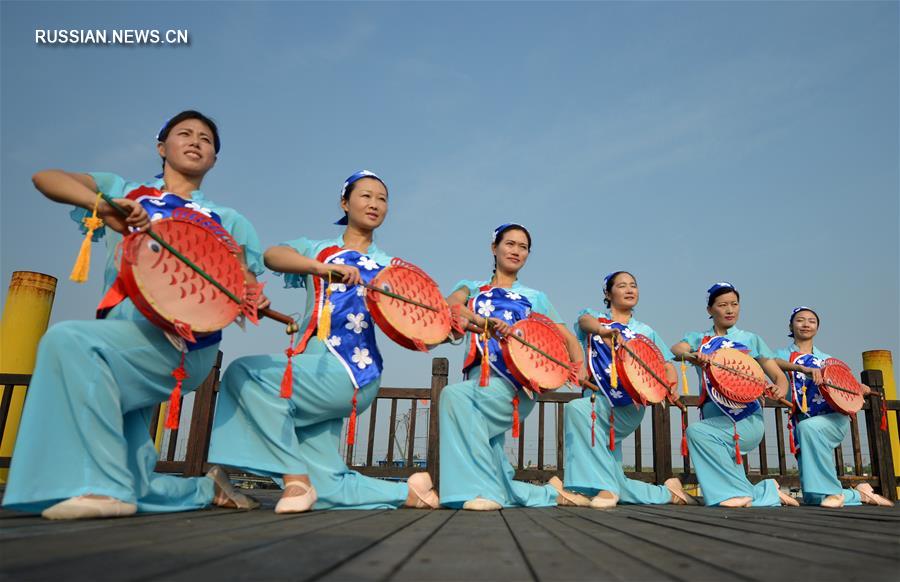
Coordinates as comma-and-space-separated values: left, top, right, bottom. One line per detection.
1, 358, 897, 501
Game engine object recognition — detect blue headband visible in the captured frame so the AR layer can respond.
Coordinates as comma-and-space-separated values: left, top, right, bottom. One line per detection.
707, 281, 735, 298
789, 306, 819, 337
604, 271, 626, 288
335, 170, 388, 225
492, 223, 530, 244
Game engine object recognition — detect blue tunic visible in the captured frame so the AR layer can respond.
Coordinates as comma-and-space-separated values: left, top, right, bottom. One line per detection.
681, 327, 781, 506
3, 174, 263, 514
564, 309, 674, 503
775, 345, 861, 506
439, 279, 561, 508
208, 235, 409, 509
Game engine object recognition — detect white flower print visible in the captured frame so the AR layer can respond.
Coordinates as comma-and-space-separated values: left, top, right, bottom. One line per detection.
327, 336, 342, 347
329, 283, 347, 293
795, 372, 807, 381
488, 352, 498, 363
721, 340, 735, 349
622, 328, 637, 340
357, 256, 379, 271
356, 286, 367, 297
505, 291, 522, 301
503, 310, 513, 321
728, 407, 744, 416
483, 291, 493, 298
184, 201, 213, 217
351, 347, 373, 369
345, 313, 369, 334
524, 307, 532, 317
811, 357, 823, 368
147, 198, 167, 207
812, 393, 826, 405
477, 299, 495, 317
604, 364, 612, 376
610, 389, 624, 399
151, 212, 164, 221
332, 257, 345, 265
593, 334, 605, 343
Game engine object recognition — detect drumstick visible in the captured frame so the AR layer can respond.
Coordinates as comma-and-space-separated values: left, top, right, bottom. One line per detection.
101, 194, 243, 305
616, 340, 671, 391
258, 307, 299, 333
324, 271, 440, 312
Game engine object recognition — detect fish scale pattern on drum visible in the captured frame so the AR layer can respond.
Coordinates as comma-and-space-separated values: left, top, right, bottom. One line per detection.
617, 335, 669, 404
821, 359, 865, 413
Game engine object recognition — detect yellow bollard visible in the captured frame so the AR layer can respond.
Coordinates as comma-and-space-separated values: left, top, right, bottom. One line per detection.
0, 272, 57, 483
862, 350, 899, 497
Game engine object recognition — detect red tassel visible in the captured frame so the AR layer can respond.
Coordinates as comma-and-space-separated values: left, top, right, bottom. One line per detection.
733, 424, 742, 465
881, 398, 888, 432
479, 338, 491, 387
511, 395, 520, 438
680, 413, 688, 457
590, 394, 597, 448
165, 352, 187, 429
347, 387, 359, 445
280, 332, 297, 399
788, 420, 797, 455
608, 412, 616, 451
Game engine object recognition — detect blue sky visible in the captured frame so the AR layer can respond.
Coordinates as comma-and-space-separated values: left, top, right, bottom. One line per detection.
2, 2, 897, 464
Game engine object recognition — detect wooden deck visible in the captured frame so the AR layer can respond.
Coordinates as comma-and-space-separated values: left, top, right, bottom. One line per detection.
2, 490, 897, 581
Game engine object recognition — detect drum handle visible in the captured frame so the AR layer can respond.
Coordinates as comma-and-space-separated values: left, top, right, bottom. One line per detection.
101, 194, 243, 305
325, 270, 440, 312
259, 307, 299, 334
580, 378, 686, 411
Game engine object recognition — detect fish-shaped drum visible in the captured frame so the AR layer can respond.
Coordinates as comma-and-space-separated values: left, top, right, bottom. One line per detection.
366, 258, 454, 352
706, 348, 767, 411
118, 208, 259, 342
820, 358, 865, 415
501, 313, 575, 394
615, 334, 671, 405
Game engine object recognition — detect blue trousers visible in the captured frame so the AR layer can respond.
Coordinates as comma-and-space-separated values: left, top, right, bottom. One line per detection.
3, 318, 217, 513
209, 339, 408, 510
438, 367, 557, 508
564, 395, 672, 503
795, 413, 861, 505
686, 404, 780, 507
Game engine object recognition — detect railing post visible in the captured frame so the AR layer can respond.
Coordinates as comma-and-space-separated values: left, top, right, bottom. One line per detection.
182, 351, 223, 476
652, 402, 672, 485
862, 369, 897, 501
427, 357, 449, 489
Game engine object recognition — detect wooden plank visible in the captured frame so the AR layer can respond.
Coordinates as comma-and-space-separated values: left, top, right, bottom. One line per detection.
850, 413, 864, 475
774, 408, 787, 476
427, 358, 448, 489
502, 508, 648, 581
407, 399, 418, 467
651, 403, 671, 486
166, 422, 179, 462
365, 398, 379, 466
865, 393, 898, 500
387, 399, 398, 464
557, 507, 734, 580
183, 351, 222, 476
835, 445, 844, 477
390, 510, 534, 581
681, 407, 691, 474
556, 403, 564, 472
757, 424, 768, 476
517, 412, 525, 470
166, 510, 428, 581
319, 510, 454, 582
537, 402, 545, 469
634, 423, 642, 473
376, 388, 431, 400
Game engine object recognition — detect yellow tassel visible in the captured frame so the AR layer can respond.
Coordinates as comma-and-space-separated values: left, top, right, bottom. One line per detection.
70, 192, 104, 283
317, 272, 334, 341
681, 359, 689, 395
801, 386, 808, 414
609, 334, 618, 388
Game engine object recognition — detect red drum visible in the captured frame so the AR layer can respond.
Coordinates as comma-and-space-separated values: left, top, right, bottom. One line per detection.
366, 258, 455, 352
615, 335, 671, 405
706, 348, 767, 410
501, 313, 575, 394
820, 358, 865, 415
118, 208, 258, 343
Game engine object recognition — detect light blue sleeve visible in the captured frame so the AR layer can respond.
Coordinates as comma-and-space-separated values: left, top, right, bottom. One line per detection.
69, 172, 127, 241
774, 347, 791, 361
681, 330, 704, 351
647, 328, 675, 361
573, 307, 603, 341
752, 333, 776, 359
218, 210, 264, 276
450, 279, 480, 298
274, 237, 315, 288
533, 291, 563, 323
